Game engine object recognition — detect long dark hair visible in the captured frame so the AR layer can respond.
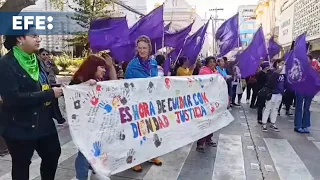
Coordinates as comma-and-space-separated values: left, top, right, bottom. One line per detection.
171, 56, 188, 76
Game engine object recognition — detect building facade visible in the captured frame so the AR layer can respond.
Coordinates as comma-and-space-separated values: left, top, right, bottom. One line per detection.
163, 0, 211, 56
278, 0, 320, 56
238, 5, 257, 48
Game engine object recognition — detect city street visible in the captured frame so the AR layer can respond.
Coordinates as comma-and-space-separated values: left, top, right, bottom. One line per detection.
1, 77, 320, 180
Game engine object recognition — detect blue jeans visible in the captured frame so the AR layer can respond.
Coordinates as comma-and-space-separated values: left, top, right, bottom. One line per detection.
294, 93, 314, 129
75, 151, 90, 180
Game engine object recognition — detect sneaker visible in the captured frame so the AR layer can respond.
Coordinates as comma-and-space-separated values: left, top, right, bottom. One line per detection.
246, 99, 250, 104
270, 124, 279, 132
206, 141, 217, 147
196, 146, 205, 153
132, 165, 143, 172
294, 127, 305, 133
262, 124, 268, 132
303, 127, 310, 133
257, 120, 262, 124
232, 103, 240, 106
150, 158, 162, 166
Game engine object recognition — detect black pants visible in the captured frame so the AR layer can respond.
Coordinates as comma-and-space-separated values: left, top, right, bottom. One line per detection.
231, 85, 242, 104
256, 94, 266, 121
278, 90, 295, 113
247, 83, 258, 107
4, 133, 61, 180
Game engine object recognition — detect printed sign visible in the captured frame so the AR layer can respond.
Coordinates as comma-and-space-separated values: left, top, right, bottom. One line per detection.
63, 74, 234, 178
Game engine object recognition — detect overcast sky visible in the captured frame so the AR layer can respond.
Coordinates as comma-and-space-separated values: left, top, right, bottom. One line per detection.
148, 0, 259, 19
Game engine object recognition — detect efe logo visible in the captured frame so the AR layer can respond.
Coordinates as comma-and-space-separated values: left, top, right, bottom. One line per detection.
12, 16, 53, 30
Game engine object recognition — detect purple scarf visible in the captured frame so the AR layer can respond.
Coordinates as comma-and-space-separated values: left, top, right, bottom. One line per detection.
137, 56, 151, 73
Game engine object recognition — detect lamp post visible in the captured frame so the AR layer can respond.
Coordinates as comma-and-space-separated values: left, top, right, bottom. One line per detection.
209, 8, 224, 56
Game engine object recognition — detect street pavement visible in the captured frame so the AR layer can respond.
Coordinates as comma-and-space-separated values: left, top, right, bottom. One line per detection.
1, 78, 320, 180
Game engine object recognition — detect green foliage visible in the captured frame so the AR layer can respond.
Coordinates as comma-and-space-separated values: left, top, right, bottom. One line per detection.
72, 58, 84, 67
53, 54, 73, 71
65, 0, 113, 46
53, 54, 84, 72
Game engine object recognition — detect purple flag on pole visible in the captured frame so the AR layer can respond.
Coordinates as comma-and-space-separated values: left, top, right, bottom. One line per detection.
128, 5, 164, 42
164, 22, 171, 32
216, 13, 241, 57
180, 20, 209, 64
89, 17, 129, 53
238, 26, 267, 78
268, 36, 281, 58
111, 5, 164, 62
154, 22, 193, 51
285, 33, 320, 96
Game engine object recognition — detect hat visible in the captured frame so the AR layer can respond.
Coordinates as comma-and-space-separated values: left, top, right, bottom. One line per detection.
261, 62, 270, 69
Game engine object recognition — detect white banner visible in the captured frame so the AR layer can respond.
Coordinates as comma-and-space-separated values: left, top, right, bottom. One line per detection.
63, 74, 234, 178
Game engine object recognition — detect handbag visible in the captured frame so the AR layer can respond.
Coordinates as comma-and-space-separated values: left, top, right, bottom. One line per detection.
258, 87, 272, 101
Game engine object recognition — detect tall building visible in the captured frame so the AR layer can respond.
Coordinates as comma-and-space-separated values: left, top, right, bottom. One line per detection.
163, 0, 211, 56
238, 5, 257, 48
278, 0, 320, 57
113, 0, 148, 27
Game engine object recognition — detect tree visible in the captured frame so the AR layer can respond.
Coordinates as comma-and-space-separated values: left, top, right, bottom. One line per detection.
65, 0, 113, 47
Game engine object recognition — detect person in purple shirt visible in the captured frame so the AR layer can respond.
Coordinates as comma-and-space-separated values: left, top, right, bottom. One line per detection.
261, 59, 285, 132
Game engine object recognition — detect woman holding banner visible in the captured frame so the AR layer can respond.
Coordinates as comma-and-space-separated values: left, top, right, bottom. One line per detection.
0, 26, 63, 180
70, 54, 117, 180
124, 35, 162, 172
196, 56, 218, 153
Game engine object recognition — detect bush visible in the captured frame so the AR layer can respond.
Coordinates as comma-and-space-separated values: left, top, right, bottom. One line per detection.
71, 58, 84, 67
53, 54, 73, 71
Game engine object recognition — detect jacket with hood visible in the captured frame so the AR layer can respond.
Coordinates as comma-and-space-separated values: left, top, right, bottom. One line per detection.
125, 56, 158, 79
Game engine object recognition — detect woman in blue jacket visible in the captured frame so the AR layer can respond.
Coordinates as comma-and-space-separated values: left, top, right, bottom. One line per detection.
124, 35, 161, 172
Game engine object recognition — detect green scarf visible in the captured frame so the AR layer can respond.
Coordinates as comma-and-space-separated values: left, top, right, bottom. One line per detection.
13, 46, 39, 81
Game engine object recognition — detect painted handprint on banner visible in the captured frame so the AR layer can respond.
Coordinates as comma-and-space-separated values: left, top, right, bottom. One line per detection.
99, 101, 112, 114
86, 90, 100, 106
140, 136, 147, 145
96, 85, 103, 92
197, 78, 204, 88
153, 134, 162, 148
117, 130, 126, 140
100, 153, 108, 165
92, 141, 102, 157
71, 92, 81, 109
147, 81, 155, 93
126, 149, 135, 164
187, 78, 194, 87
165, 78, 171, 89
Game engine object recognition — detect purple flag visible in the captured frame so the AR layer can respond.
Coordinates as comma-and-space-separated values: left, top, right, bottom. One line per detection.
128, 5, 164, 42
166, 22, 193, 49
238, 26, 267, 78
216, 13, 241, 57
180, 20, 209, 64
89, 17, 129, 53
268, 36, 281, 58
164, 22, 171, 32
111, 5, 164, 62
154, 22, 193, 51
285, 33, 320, 96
